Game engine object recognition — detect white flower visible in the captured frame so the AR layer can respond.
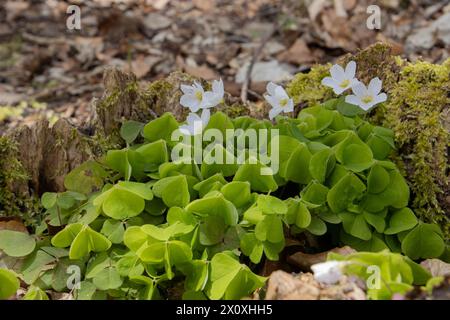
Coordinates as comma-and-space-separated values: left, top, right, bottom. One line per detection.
311, 260, 346, 285
179, 109, 210, 136
264, 82, 294, 120
180, 79, 224, 112
321, 61, 359, 95
345, 77, 387, 111
203, 78, 224, 108
180, 82, 210, 112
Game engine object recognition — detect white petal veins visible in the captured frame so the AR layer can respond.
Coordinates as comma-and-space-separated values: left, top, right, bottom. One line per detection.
345, 95, 361, 106
330, 64, 346, 82
374, 92, 387, 104
321, 76, 337, 88
368, 77, 382, 95
351, 82, 367, 97
180, 95, 200, 112
266, 82, 278, 96
345, 61, 356, 79
269, 107, 283, 120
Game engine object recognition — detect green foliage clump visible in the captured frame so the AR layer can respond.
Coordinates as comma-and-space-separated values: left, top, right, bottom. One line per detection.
287, 48, 449, 240
0, 99, 446, 300
378, 60, 450, 238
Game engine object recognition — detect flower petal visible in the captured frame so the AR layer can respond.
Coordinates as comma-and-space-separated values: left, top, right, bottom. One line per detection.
274, 85, 289, 100
330, 64, 346, 82
180, 84, 194, 95
202, 91, 217, 108
368, 77, 382, 95
374, 93, 387, 105
179, 124, 194, 136
193, 81, 204, 93
285, 99, 294, 113
359, 101, 372, 111
269, 107, 282, 120
212, 79, 224, 96
345, 95, 361, 106
264, 94, 279, 109
333, 86, 346, 95
180, 95, 201, 112
349, 78, 360, 88
351, 81, 367, 97
200, 108, 211, 127
345, 61, 356, 79
192, 120, 204, 135
321, 77, 337, 88
266, 82, 278, 96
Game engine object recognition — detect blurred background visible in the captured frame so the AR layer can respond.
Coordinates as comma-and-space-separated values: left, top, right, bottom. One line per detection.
0, 0, 449, 133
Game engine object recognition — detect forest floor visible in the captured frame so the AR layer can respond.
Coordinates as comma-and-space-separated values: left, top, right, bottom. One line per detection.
0, 0, 449, 134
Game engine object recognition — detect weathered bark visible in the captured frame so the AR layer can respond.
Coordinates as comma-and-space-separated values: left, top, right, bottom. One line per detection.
6, 119, 92, 195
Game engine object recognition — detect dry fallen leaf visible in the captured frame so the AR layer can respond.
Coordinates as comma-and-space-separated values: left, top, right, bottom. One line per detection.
149, 0, 170, 10
277, 38, 313, 65
130, 55, 161, 79
0, 218, 28, 233
193, 0, 214, 12
183, 64, 218, 80
308, 0, 329, 21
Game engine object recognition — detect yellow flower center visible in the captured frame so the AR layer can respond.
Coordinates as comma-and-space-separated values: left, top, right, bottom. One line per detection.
280, 98, 288, 108
195, 91, 203, 101
339, 79, 350, 88
362, 95, 374, 104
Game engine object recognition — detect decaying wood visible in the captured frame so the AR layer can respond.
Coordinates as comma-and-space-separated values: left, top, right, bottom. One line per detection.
6, 119, 92, 195
93, 68, 152, 137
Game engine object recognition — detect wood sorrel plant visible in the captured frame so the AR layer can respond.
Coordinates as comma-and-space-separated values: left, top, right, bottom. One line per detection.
0, 66, 446, 300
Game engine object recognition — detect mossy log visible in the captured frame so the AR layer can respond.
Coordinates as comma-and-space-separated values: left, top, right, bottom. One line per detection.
0, 44, 448, 238
288, 43, 449, 237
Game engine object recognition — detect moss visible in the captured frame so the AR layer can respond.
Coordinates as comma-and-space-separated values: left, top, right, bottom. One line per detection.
94, 77, 149, 152
0, 36, 22, 69
144, 72, 201, 121
340, 43, 403, 92
0, 136, 39, 223
218, 102, 250, 118
286, 64, 334, 107
0, 105, 23, 122
287, 43, 449, 238
90, 131, 123, 156
379, 60, 450, 238
145, 78, 176, 116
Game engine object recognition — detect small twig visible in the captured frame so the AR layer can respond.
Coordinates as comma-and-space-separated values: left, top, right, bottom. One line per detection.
247, 89, 264, 101
22, 32, 70, 46
240, 26, 276, 103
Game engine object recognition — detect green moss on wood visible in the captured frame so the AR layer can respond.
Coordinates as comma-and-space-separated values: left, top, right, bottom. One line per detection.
287, 44, 449, 239
340, 43, 403, 92
379, 60, 450, 237
286, 64, 334, 106
0, 136, 38, 222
